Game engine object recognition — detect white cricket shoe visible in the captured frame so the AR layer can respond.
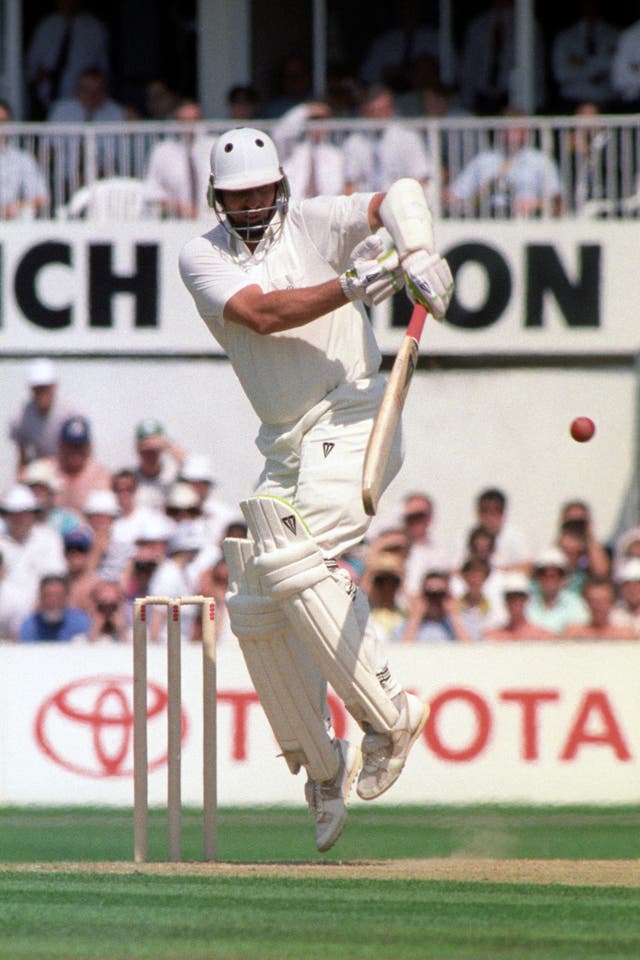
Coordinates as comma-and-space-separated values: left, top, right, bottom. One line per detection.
356, 692, 429, 801
304, 738, 361, 852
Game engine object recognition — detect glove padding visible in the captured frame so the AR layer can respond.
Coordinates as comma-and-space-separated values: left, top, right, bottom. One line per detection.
340, 229, 404, 307
403, 249, 454, 321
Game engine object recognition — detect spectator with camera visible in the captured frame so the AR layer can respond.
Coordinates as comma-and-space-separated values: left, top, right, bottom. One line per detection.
393, 569, 474, 643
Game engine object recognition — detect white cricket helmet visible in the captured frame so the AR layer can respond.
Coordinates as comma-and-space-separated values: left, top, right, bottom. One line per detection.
210, 128, 283, 190
208, 127, 289, 244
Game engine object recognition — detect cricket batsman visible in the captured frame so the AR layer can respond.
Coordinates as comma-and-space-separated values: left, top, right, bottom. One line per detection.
179, 126, 453, 850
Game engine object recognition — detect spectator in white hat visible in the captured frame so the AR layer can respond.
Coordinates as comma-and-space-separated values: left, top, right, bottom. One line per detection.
483, 571, 556, 641
526, 547, 590, 635
610, 558, 640, 636
20, 456, 81, 536
147, 522, 205, 642
178, 453, 237, 548
0, 483, 66, 637
9, 357, 78, 470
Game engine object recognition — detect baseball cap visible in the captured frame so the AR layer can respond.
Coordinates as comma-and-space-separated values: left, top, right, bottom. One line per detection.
64, 526, 94, 551
179, 453, 216, 484
84, 489, 119, 516
1, 484, 39, 513
533, 547, 567, 572
617, 558, 640, 583
501, 571, 531, 595
26, 357, 57, 387
60, 415, 91, 445
136, 419, 165, 441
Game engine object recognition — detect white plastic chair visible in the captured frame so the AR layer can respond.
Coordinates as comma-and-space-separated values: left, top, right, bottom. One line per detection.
56, 177, 157, 221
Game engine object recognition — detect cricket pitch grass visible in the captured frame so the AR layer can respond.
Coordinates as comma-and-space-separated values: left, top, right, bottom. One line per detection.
1, 805, 639, 959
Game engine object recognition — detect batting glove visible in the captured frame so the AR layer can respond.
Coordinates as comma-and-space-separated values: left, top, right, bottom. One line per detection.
340, 229, 405, 307
403, 249, 454, 321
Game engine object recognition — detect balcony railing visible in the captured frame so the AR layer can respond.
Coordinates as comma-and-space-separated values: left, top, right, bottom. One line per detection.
0, 114, 639, 222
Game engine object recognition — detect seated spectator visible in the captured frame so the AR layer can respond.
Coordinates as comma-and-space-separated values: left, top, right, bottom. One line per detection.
392, 569, 474, 643
343, 84, 433, 194
19, 573, 91, 642
54, 415, 112, 514
401, 492, 450, 600
610, 558, 640, 635
83, 488, 120, 576
563, 101, 618, 215
226, 84, 261, 121
0, 483, 67, 636
147, 523, 205, 642
87, 578, 129, 642
483, 571, 556, 640
102, 468, 161, 578
143, 78, 180, 120
0, 100, 50, 218
453, 486, 532, 572
273, 101, 345, 199
526, 547, 590, 634
451, 556, 495, 640
445, 107, 565, 218
263, 54, 313, 118
130, 419, 185, 512
459, 0, 546, 115
562, 576, 637, 640
177, 453, 237, 548
9, 357, 77, 470
25, 0, 110, 119
612, 524, 640, 579
557, 498, 611, 580
120, 512, 175, 608
550, 0, 620, 113
47, 67, 128, 191
143, 99, 216, 219
0, 549, 26, 641
64, 525, 98, 612
21, 457, 81, 536
360, 551, 407, 645
452, 524, 508, 626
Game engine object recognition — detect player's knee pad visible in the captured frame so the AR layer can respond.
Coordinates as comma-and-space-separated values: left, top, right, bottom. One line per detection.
223, 536, 338, 781
240, 496, 399, 732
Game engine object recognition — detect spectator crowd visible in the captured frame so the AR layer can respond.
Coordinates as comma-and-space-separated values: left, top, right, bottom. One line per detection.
1, 357, 638, 646
3, 1, 640, 220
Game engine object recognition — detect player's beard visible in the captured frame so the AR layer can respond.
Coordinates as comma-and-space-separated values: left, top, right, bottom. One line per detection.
226, 202, 278, 242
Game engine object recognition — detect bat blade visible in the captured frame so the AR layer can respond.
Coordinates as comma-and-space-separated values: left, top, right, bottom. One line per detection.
362, 304, 427, 516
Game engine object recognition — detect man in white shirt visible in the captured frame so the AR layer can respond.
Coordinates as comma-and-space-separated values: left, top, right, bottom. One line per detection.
0, 484, 67, 638
0, 101, 50, 218
47, 67, 127, 188
611, 13, 640, 108
143, 100, 217, 218
343, 85, 433, 194
180, 125, 453, 851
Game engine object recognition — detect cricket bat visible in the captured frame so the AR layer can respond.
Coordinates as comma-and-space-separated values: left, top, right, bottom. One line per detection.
362, 303, 428, 516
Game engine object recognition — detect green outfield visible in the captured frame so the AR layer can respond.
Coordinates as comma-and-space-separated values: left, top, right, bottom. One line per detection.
1, 805, 639, 960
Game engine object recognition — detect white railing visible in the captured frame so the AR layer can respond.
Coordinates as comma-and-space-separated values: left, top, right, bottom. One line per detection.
1, 114, 639, 221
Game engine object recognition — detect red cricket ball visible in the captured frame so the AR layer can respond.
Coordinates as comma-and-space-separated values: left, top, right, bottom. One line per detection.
570, 416, 595, 443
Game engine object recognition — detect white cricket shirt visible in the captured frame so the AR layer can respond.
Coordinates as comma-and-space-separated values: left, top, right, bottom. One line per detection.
179, 194, 382, 426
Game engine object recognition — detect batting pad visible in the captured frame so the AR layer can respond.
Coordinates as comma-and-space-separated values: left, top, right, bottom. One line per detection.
223, 536, 338, 781
241, 496, 399, 732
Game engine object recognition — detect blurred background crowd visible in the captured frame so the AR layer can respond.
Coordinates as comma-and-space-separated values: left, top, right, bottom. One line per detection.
3, 0, 640, 220
2, 356, 640, 645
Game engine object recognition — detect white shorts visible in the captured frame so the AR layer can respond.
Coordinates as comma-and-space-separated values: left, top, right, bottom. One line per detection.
255, 374, 404, 558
